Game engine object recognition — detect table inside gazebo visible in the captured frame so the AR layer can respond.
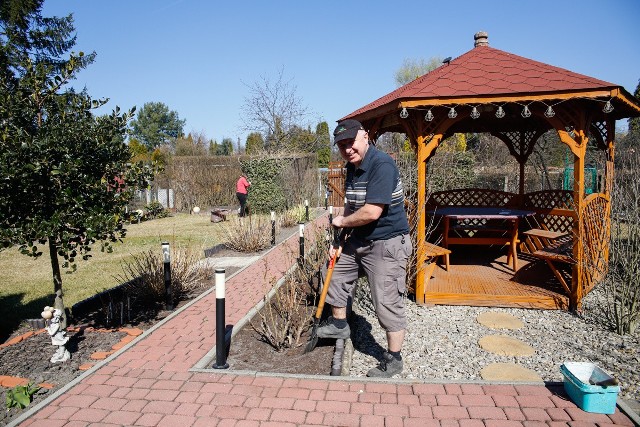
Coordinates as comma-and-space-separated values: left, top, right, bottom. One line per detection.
428, 206, 535, 271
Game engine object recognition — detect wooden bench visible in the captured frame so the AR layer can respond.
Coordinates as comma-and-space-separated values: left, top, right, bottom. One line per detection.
523, 228, 570, 252
416, 242, 451, 304
531, 241, 575, 295
425, 242, 451, 271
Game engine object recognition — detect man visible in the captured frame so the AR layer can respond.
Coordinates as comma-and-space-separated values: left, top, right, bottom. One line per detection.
317, 119, 411, 377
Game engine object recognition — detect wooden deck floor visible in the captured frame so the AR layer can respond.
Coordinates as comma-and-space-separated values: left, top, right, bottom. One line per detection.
421, 246, 570, 310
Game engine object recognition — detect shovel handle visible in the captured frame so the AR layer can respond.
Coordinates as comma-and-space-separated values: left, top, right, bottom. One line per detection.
313, 238, 344, 319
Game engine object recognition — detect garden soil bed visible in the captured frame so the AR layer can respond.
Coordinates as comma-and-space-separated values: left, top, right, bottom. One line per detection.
226, 308, 336, 376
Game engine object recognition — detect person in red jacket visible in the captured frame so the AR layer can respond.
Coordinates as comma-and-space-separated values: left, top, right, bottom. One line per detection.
236, 173, 251, 217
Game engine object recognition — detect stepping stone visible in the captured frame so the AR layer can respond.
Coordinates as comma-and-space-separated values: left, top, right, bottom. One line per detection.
480, 362, 542, 382
479, 335, 535, 356
476, 312, 523, 329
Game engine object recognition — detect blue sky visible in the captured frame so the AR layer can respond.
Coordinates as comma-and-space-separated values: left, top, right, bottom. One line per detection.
42, 0, 640, 145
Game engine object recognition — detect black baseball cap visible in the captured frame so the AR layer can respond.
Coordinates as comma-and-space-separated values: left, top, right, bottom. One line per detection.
333, 119, 364, 145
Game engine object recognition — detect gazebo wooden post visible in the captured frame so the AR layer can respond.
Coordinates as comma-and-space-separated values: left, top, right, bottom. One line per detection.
415, 133, 443, 303
555, 125, 588, 311
602, 120, 616, 268
571, 129, 588, 311
415, 135, 427, 303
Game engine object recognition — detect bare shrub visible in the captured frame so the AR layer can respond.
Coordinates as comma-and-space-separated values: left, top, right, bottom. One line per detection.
251, 272, 309, 352
220, 215, 273, 252
280, 204, 305, 228
117, 247, 212, 305
251, 226, 329, 351
425, 139, 476, 192
597, 149, 640, 335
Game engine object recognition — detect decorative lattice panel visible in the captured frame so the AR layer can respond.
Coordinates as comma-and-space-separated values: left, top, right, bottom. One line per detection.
591, 121, 608, 150
522, 190, 575, 236
494, 129, 542, 160
426, 188, 519, 210
580, 194, 611, 296
523, 190, 575, 210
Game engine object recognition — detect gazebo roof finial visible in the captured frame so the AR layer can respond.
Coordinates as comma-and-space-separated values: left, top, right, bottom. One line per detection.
474, 31, 489, 47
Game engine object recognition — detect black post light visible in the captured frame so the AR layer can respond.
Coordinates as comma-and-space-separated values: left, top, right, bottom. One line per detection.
162, 242, 173, 310
298, 222, 305, 266
212, 268, 229, 369
305, 199, 309, 222
271, 211, 276, 246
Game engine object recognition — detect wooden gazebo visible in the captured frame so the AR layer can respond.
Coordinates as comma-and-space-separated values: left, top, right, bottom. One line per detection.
340, 32, 640, 310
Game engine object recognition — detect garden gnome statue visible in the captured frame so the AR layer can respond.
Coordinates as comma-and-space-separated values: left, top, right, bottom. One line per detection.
42, 306, 70, 363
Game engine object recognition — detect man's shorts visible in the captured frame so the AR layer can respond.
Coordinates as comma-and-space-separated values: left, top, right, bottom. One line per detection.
325, 233, 412, 332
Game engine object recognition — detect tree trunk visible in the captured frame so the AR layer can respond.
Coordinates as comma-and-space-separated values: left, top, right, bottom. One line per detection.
48, 239, 67, 329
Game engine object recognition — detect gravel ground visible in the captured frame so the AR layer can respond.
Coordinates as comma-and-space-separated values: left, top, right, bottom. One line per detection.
349, 282, 640, 403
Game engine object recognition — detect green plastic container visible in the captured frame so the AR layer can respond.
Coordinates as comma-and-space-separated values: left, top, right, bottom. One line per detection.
560, 362, 620, 414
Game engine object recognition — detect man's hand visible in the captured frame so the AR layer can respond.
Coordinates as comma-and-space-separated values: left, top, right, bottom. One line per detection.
328, 244, 337, 259
332, 215, 346, 228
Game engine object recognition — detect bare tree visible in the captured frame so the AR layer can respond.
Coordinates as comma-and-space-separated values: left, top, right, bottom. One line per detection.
240, 67, 309, 153
394, 57, 443, 87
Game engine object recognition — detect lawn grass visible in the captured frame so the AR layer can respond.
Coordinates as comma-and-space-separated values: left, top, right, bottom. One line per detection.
0, 213, 223, 338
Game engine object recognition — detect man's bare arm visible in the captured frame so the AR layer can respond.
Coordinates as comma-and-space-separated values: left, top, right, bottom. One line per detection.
332, 203, 384, 228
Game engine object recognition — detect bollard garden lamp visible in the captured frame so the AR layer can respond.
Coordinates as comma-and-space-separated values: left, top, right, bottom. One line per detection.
298, 222, 305, 266
271, 211, 276, 246
212, 268, 229, 369
305, 199, 309, 222
162, 242, 173, 310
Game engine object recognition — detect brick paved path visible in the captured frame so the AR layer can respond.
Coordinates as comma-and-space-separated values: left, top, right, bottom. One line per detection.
11, 216, 637, 427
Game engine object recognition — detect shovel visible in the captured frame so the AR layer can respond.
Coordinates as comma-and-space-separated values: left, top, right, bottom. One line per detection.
304, 227, 345, 354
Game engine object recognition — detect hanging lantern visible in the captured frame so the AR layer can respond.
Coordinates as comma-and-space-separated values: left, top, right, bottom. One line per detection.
521, 105, 532, 118
400, 107, 409, 119
448, 107, 457, 119
470, 106, 480, 119
544, 105, 555, 118
603, 100, 614, 113
424, 109, 434, 122
495, 106, 505, 118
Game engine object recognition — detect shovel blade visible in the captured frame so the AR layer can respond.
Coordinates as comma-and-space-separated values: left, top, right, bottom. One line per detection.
304, 320, 320, 354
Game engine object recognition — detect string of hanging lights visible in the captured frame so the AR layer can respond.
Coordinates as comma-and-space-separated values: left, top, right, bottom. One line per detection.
399, 97, 615, 121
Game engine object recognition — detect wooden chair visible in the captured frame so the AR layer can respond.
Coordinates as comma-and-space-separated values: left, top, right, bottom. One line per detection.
425, 242, 451, 271
531, 241, 575, 295
416, 242, 451, 304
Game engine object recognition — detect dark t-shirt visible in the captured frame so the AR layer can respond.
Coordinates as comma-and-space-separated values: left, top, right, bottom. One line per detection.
344, 144, 410, 241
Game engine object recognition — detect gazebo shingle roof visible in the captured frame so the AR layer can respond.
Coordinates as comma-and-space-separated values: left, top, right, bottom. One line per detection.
344, 45, 618, 119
